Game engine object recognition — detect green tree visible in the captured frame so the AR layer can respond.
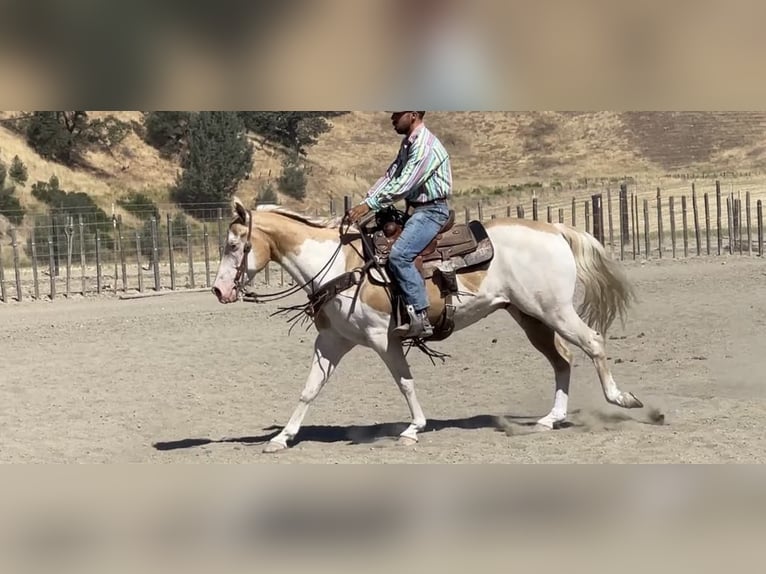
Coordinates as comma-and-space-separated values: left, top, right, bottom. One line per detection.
143, 112, 192, 157
277, 152, 307, 201
239, 112, 345, 155
8, 155, 28, 186
171, 112, 254, 213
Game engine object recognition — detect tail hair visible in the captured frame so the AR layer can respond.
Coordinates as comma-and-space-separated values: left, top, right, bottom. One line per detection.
554, 224, 636, 336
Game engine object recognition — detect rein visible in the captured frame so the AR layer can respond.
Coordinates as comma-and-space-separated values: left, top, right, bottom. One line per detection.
234, 209, 354, 305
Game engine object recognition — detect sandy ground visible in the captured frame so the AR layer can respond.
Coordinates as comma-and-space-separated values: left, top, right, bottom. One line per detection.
1, 255, 765, 463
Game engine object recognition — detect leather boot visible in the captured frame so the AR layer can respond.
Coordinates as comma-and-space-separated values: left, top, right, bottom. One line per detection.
393, 305, 434, 339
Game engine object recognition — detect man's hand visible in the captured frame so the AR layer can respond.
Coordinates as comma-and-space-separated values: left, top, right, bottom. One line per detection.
346, 202, 372, 224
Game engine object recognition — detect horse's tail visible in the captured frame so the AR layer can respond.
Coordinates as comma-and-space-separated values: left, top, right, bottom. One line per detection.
554, 223, 636, 336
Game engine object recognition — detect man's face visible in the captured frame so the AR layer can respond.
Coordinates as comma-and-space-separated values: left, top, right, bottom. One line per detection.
391, 111, 417, 135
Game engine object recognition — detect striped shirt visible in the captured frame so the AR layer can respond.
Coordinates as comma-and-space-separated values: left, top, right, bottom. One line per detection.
364, 124, 452, 211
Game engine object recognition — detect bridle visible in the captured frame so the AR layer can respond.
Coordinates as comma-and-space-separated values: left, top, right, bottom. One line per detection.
230, 208, 353, 304
232, 209, 254, 296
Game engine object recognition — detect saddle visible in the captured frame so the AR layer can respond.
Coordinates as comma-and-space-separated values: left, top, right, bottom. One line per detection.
356, 206, 495, 340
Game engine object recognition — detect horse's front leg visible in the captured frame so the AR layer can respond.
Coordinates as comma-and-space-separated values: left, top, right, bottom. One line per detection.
373, 336, 427, 445
263, 329, 355, 453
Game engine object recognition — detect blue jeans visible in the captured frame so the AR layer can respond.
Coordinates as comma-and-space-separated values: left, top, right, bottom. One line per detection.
388, 201, 450, 312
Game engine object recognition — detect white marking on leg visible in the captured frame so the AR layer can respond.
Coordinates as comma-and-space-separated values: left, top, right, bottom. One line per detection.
266, 330, 355, 451
375, 338, 426, 443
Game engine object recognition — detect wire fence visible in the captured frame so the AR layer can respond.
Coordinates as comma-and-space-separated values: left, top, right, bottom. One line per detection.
1, 179, 764, 303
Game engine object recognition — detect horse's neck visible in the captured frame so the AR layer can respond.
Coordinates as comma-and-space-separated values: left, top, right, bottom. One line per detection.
257, 212, 346, 291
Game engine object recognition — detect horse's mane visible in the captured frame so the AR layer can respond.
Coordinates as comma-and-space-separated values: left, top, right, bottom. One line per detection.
254, 204, 343, 229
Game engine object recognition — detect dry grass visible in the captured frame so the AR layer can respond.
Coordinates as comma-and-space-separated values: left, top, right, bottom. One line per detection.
2, 110, 766, 223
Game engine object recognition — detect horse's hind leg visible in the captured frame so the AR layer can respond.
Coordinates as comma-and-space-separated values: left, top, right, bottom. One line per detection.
263, 329, 355, 453
549, 305, 643, 410
507, 305, 573, 429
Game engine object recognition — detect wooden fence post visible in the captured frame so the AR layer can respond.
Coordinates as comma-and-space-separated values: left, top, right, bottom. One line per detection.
0, 240, 5, 302
631, 193, 638, 259
118, 215, 127, 292
203, 223, 211, 288
726, 195, 734, 254
30, 233, 39, 299
79, 214, 86, 295
167, 214, 176, 290
571, 197, 576, 227
656, 188, 663, 258
532, 197, 539, 221
217, 208, 224, 259
746, 191, 752, 256
135, 232, 144, 293
716, 180, 722, 255
704, 192, 711, 255
643, 199, 650, 257
669, 197, 677, 258
757, 199, 763, 256
692, 183, 701, 256
606, 187, 614, 254
558, 208, 564, 223
48, 235, 56, 300
95, 229, 102, 294
591, 194, 603, 244
681, 195, 689, 258
151, 216, 160, 291
186, 223, 195, 288
11, 227, 21, 301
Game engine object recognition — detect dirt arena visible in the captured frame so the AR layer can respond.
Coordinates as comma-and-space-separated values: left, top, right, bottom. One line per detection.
1, 255, 765, 463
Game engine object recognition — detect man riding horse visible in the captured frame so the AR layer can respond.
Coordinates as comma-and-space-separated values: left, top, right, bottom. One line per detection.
346, 111, 453, 339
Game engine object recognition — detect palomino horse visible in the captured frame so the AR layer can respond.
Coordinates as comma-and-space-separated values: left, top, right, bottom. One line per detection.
212, 197, 643, 453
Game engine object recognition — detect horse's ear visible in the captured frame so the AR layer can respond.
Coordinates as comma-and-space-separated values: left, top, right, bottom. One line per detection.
232, 196, 249, 224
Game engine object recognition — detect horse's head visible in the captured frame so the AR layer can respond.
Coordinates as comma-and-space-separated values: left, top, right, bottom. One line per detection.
212, 197, 272, 303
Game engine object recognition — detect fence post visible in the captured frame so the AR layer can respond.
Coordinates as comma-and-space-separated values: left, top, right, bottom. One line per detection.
591, 194, 603, 244
715, 181, 722, 255
726, 195, 734, 254
217, 208, 224, 259
203, 223, 211, 288
95, 229, 102, 294
746, 191, 753, 256
619, 184, 629, 244
681, 195, 689, 257
631, 193, 638, 259
11, 227, 21, 301
151, 216, 160, 291
516, 206, 524, 219
187, 223, 195, 288
344, 196, 351, 214
643, 199, 650, 258
692, 183, 701, 256
704, 192, 711, 255
669, 197, 677, 258
478, 201, 484, 221
0, 239, 6, 302
31, 232, 39, 299
584, 201, 591, 234
655, 188, 663, 258
48, 235, 56, 299
546, 205, 552, 223
606, 187, 614, 254
118, 215, 127, 292
532, 197, 539, 221
558, 208, 564, 223
135, 232, 144, 293
166, 213, 176, 290
571, 196, 577, 227
65, 217, 73, 297
79, 214, 86, 295
757, 200, 763, 256
464, 207, 470, 223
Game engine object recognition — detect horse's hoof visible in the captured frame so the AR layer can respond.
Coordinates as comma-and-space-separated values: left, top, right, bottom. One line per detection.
397, 436, 418, 447
262, 440, 288, 454
533, 423, 554, 432
620, 392, 644, 409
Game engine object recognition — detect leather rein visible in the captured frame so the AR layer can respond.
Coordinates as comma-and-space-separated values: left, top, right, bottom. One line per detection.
232, 209, 361, 305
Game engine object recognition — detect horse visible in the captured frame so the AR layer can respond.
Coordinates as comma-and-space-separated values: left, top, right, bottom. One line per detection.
212, 196, 643, 453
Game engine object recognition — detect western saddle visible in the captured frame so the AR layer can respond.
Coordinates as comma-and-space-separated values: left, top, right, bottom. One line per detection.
356, 205, 495, 340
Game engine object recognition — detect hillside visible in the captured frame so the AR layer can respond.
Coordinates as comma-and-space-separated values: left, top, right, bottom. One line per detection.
3, 111, 766, 228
